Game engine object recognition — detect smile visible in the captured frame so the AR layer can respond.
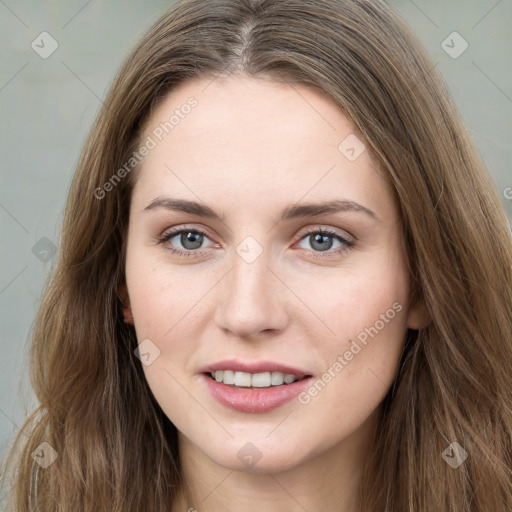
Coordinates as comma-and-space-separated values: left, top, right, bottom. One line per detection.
199, 359, 314, 412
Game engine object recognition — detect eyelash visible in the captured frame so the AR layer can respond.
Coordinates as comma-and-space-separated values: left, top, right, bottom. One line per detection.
156, 224, 355, 259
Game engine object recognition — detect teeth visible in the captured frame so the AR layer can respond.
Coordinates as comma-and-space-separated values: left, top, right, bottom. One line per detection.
234, 371, 252, 387
210, 370, 300, 387
222, 370, 234, 384
251, 372, 271, 387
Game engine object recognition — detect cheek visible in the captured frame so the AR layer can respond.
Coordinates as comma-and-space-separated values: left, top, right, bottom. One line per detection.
291, 250, 409, 351
293, 248, 410, 403
125, 254, 204, 425
126, 244, 196, 336
125, 245, 214, 380
300, 279, 409, 421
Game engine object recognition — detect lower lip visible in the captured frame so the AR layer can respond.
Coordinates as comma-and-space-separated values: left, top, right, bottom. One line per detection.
202, 374, 313, 413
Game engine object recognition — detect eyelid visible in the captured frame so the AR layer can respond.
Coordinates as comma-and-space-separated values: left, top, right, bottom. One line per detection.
159, 224, 217, 242
294, 224, 355, 245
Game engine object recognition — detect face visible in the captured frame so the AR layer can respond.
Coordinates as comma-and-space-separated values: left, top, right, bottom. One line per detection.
123, 74, 428, 474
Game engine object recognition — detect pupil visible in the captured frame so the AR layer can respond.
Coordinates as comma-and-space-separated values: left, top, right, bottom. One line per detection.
311, 233, 333, 252
182, 231, 203, 250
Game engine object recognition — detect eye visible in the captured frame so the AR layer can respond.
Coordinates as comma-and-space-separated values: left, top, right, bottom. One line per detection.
157, 225, 218, 256
295, 227, 355, 257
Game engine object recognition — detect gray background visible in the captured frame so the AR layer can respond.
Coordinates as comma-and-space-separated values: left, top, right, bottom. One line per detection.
1, 0, 511, 480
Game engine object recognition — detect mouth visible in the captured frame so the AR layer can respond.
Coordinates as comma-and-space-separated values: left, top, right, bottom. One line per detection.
199, 360, 314, 413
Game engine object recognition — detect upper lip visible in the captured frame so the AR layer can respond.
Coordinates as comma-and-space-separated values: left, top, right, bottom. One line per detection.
199, 359, 313, 379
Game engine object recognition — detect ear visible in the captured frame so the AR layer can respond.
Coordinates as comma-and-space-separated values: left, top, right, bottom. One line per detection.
119, 283, 134, 325
406, 296, 431, 330
119, 282, 130, 307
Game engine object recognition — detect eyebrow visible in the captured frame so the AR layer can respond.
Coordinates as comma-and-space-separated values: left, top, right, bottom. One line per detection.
144, 197, 379, 222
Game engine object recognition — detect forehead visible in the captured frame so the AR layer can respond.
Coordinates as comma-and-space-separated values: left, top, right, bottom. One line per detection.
143, 74, 357, 157
133, 75, 395, 220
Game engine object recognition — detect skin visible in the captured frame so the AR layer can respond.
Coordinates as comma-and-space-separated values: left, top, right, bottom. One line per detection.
122, 74, 430, 511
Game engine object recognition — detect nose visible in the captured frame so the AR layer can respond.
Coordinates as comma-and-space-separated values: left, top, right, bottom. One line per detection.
214, 248, 289, 338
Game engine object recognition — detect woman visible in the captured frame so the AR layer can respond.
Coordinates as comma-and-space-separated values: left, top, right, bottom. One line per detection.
2, 0, 511, 510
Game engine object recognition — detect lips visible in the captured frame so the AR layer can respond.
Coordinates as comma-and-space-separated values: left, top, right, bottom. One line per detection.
199, 359, 314, 413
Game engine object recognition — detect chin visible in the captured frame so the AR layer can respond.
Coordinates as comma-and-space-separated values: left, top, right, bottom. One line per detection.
199, 436, 311, 474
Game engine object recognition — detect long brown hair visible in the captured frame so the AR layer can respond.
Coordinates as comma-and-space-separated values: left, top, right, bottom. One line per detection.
2, 0, 511, 510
